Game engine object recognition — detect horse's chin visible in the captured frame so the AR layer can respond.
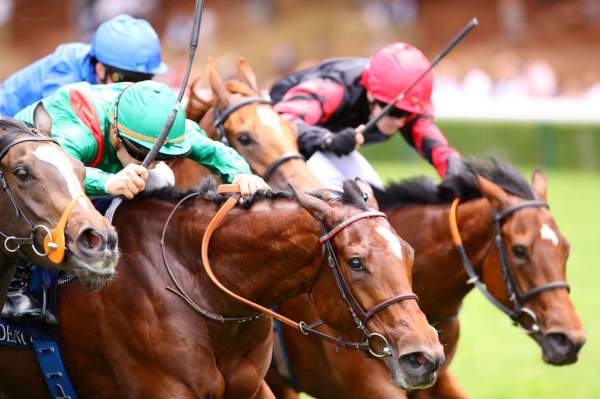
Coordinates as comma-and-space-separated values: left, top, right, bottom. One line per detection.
67, 253, 118, 291
383, 354, 437, 391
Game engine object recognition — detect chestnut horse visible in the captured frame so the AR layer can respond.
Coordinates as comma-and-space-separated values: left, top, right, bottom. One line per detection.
0, 179, 444, 398
180, 66, 584, 397
267, 160, 585, 399
0, 118, 118, 301
173, 59, 321, 191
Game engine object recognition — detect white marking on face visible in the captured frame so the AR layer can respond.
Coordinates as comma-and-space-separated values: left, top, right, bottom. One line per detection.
256, 106, 283, 135
540, 224, 559, 246
33, 145, 87, 208
375, 226, 403, 261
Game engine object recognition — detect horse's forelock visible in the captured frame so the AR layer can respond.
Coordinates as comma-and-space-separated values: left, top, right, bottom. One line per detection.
225, 80, 257, 97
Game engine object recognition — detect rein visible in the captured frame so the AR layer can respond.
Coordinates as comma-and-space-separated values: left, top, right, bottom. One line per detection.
212, 97, 304, 181
193, 184, 417, 358
0, 136, 83, 264
449, 197, 570, 335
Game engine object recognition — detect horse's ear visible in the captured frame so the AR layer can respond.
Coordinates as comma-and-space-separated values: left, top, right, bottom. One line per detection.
353, 178, 379, 209
476, 175, 511, 209
289, 183, 336, 224
207, 61, 230, 108
531, 169, 547, 200
237, 58, 259, 94
186, 74, 214, 122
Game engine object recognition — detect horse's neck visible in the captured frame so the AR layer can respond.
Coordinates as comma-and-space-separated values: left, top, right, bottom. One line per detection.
170, 200, 323, 314
390, 199, 494, 318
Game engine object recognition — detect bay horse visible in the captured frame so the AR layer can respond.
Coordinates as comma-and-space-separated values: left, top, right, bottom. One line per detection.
0, 118, 118, 301
0, 178, 444, 398
173, 59, 321, 191
178, 64, 584, 397
267, 160, 585, 399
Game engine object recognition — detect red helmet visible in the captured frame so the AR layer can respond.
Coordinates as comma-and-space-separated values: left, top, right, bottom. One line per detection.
360, 42, 434, 116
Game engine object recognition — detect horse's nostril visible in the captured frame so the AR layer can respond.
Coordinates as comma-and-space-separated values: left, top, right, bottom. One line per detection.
78, 228, 105, 251
106, 231, 118, 251
399, 351, 440, 376
407, 353, 427, 368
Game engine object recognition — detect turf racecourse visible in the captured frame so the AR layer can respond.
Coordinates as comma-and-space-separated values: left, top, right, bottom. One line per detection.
299, 161, 599, 399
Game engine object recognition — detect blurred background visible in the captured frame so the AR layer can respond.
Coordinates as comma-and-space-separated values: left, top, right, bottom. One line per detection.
1, 0, 598, 397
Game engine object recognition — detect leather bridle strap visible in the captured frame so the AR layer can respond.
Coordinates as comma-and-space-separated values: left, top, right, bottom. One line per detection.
213, 97, 272, 142
262, 152, 304, 182
0, 136, 57, 161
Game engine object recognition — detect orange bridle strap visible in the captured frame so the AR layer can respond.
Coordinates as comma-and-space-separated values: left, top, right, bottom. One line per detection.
449, 197, 463, 246
201, 184, 301, 330
43, 192, 86, 264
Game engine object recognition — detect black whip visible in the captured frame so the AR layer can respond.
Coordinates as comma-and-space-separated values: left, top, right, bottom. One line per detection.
142, 0, 205, 168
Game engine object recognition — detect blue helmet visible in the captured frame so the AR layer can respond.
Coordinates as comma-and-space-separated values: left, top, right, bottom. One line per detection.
91, 14, 167, 75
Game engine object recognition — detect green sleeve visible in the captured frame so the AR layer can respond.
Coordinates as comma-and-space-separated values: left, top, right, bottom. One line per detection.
185, 120, 251, 183
84, 167, 111, 196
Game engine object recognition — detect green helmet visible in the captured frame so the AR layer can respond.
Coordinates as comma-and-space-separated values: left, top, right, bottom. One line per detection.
108, 81, 189, 159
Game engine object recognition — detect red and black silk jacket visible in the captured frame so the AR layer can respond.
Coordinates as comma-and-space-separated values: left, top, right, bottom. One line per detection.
269, 57, 459, 177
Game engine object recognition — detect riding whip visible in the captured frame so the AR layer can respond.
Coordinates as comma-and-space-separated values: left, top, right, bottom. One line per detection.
142, 0, 205, 168
361, 17, 478, 134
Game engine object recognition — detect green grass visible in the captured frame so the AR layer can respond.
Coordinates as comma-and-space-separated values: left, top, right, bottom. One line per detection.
301, 160, 600, 399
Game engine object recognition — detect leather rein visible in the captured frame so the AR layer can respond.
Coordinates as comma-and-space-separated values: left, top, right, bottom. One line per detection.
0, 135, 83, 264
449, 198, 570, 336
161, 184, 417, 358
212, 97, 305, 182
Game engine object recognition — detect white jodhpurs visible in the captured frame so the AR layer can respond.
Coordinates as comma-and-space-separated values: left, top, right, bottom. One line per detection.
306, 151, 384, 191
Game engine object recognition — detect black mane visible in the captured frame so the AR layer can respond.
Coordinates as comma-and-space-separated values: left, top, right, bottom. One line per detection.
373, 158, 535, 210
139, 177, 372, 210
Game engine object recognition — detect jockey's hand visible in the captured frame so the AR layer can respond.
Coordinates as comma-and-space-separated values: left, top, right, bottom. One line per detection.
232, 174, 271, 197
330, 128, 360, 156
105, 164, 148, 199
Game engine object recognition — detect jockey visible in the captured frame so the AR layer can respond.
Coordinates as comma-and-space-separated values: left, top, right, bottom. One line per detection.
0, 14, 166, 117
270, 42, 464, 189
4, 80, 268, 324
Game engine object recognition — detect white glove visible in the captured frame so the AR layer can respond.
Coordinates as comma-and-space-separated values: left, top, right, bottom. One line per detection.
144, 161, 175, 192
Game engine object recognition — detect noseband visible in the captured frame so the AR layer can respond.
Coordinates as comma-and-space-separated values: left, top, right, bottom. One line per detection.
449, 198, 570, 335
212, 97, 304, 182
163, 185, 417, 359
0, 135, 84, 263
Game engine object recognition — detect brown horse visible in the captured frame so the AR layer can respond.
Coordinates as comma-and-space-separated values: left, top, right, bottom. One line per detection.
0, 179, 444, 398
267, 160, 585, 399
0, 118, 118, 299
173, 59, 321, 191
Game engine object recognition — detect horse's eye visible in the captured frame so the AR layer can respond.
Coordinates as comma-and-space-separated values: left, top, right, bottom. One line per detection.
237, 132, 254, 146
512, 245, 528, 258
12, 165, 31, 181
348, 257, 365, 271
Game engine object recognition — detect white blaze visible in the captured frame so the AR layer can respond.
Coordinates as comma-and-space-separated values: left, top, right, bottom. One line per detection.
256, 106, 283, 135
33, 145, 87, 208
540, 224, 559, 246
375, 226, 403, 261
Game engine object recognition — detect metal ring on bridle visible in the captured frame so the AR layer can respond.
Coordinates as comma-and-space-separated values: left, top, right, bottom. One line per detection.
365, 331, 393, 358
31, 224, 54, 257
298, 321, 310, 336
3, 236, 20, 253
513, 307, 541, 335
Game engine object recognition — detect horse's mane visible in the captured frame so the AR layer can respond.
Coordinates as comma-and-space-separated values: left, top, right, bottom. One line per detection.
140, 177, 371, 211
0, 118, 38, 153
372, 158, 535, 210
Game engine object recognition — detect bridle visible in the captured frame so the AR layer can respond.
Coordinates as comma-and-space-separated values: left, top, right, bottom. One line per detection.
449, 197, 570, 336
0, 134, 84, 264
212, 97, 305, 182
161, 184, 417, 358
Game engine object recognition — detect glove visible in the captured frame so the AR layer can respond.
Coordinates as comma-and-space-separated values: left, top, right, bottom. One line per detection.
329, 128, 358, 156
445, 155, 466, 177
144, 162, 175, 192
232, 174, 271, 196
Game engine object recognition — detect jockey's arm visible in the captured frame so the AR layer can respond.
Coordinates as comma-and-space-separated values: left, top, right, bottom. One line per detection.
273, 79, 357, 158
184, 120, 253, 183
400, 115, 461, 178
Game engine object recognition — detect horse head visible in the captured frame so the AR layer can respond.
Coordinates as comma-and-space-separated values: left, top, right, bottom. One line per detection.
192, 59, 319, 190
477, 170, 585, 365
292, 178, 444, 390
0, 119, 118, 289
